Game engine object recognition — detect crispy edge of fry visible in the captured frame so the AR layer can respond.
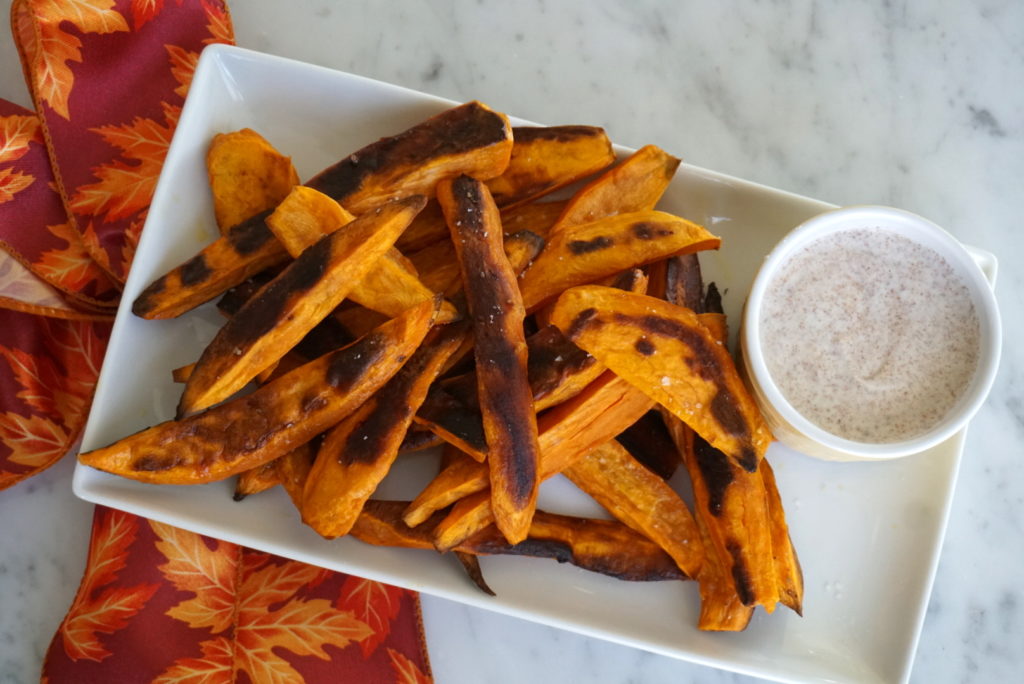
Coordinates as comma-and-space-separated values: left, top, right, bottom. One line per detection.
563, 440, 703, 578
439, 174, 540, 545
549, 286, 771, 471
233, 459, 281, 501
301, 325, 463, 538
207, 128, 300, 233
518, 210, 721, 312
78, 297, 441, 484
178, 195, 426, 416
547, 143, 681, 237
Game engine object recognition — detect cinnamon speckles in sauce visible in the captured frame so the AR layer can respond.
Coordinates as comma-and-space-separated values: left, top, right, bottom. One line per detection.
759, 228, 980, 443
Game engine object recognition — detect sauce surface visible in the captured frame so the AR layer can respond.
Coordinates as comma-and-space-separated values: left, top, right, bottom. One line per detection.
759, 228, 980, 443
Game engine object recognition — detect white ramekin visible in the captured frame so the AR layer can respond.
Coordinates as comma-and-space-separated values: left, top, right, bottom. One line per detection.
740, 205, 1001, 461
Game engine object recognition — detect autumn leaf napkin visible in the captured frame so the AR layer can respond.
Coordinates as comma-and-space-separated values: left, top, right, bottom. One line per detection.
1, 1, 432, 681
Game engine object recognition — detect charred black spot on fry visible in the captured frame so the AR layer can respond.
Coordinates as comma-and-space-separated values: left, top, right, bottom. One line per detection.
131, 275, 166, 316
326, 331, 387, 390
567, 307, 599, 339
223, 237, 331, 347
726, 540, 756, 606
704, 282, 723, 315
527, 326, 595, 400
693, 435, 735, 515
616, 410, 680, 480
306, 102, 509, 202
634, 338, 655, 356
418, 387, 488, 455
666, 254, 705, 312
631, 222, 673, 241
133, 454, 183, 472
226, 211, 275, 255
609, 268, 644, 292
399, 426, 442, 453
180, 254, 212, 287
711, 391, 750, 442
568, 235, 614, 255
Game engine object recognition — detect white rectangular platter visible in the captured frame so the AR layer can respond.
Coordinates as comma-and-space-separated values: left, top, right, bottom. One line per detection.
74, 44, 995, 684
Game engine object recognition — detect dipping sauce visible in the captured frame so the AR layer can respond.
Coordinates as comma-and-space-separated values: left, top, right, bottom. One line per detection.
759, 228, 980, 443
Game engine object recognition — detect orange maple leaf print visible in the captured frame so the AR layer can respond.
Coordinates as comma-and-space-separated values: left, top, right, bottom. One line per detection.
151, 637, 233, 684
389, 647, 433, 684
154, 538, 375, 684
152, 520, 240, 633
201, 0, 233, 45
338, 576, 405, 657
166, 44, 198, 98
0, 167, 34, 204
35, 222, 118, 295
70, 106, 175, 222
0, 114, 42, 163
41, 317, 107, 419
130, 0, 164, 30
60, 509, 159, 661
27, 0, 130, 119
0, 411, 66, 468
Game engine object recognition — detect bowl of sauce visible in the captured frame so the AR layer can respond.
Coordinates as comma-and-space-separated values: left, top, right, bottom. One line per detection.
740, 205, 1001, 461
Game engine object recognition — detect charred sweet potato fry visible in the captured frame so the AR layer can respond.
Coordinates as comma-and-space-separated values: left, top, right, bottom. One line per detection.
233, 460, 281, 501
461, 509, 687, 582
399, 425, 443, 453
485, 126, 614, 209
132, 212, 288, 320
549, 286, 771, 472
78, 299, 440, 484
518, 211, 720, 312
179, 196, 426, 416
301, 325, 463, 538
547, 144, 680, 237
306, 101, 513, 215
353, 501, 686, 583
438, 174, 540, 544
563, 440, 702, 577
207, 128, 300, 233
265, 185, 355, 255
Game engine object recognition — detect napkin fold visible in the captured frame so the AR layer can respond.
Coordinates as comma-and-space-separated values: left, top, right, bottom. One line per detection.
1, 2, 431, 681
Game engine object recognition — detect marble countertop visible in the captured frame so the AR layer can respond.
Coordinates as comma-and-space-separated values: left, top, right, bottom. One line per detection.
2, 1, 1021, 682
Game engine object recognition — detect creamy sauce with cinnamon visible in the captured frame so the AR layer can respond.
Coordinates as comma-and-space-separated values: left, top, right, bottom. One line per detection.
760, 228, 980, 442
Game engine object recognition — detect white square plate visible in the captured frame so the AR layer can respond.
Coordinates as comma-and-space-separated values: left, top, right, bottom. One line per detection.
74, 44, 996, 684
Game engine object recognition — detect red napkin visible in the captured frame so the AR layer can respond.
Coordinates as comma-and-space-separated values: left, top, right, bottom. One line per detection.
1, 2, 432, 681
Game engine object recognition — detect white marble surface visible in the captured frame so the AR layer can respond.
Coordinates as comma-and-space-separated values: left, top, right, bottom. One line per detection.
2, 0, 1022, 682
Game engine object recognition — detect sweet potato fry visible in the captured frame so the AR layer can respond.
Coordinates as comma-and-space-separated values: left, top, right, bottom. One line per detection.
207, 128, 300, 233
265, 185, 355, 255
396, 201, 448, 253
760, 458, 804, 615
439, 174, 540, 544
233, 460, 281, 501
547, 144, 680, 237
78, 298, 440, 484
178, 196, 426, 416
353, 501, 686, 583
563, 440, 702, 578
306, 101, 513, 215
518, 211, 720, 312
132, 212, 288, 320
549, 286, 771, 472
399, 425, 443, 453
485, 126, 614, 209
460, 509, 687, 582
301, 325, 463, 538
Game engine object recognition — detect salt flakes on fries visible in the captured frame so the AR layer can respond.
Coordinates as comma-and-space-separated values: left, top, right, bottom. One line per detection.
78, 101, 803, 631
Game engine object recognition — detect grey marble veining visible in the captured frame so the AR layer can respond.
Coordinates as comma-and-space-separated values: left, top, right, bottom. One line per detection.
2, 0, 1022, 682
